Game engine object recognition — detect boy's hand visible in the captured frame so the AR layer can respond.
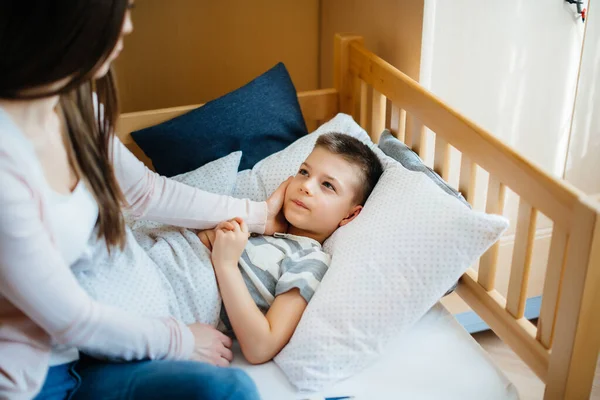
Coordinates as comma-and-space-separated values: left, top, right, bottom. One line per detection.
211, 218, 249, 268
198, 220, 236, 251
264, 177, 292, 235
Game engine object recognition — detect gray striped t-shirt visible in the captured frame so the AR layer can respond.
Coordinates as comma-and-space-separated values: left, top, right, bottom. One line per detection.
220, 232, 330, 330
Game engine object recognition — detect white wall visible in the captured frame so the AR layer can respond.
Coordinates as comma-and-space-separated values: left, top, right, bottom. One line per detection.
421, 1, 587, 313
320, 0, 424, 88
420, 1, 585, 178
565, 1, 600, 198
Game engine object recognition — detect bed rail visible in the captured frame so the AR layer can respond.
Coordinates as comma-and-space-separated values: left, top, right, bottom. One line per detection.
334, 33, 600, 399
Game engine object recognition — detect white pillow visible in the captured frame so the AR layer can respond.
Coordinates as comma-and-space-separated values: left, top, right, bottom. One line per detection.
171, 151, 242, 191
232, 114, 508, 391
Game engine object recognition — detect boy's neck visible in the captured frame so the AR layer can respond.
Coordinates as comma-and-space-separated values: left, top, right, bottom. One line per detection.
286, 224, 327, 245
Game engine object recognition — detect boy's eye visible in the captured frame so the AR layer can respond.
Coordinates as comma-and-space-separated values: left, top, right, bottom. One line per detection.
323, 181, 336, 191
298, 168, 308, 176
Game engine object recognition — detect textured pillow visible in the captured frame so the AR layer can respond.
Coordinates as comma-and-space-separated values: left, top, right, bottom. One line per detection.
378, 129, 466, 296
378, 129, 470, 207
170, 151, 242, 191
275, 161, 508, 391
232, 114, 509, 391
132, 63, 308, 176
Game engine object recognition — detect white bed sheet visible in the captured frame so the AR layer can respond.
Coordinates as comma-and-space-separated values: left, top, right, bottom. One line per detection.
231, 303, 520, 400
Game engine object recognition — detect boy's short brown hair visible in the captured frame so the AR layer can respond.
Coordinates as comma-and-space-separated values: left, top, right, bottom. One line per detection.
314, 132, 384, 205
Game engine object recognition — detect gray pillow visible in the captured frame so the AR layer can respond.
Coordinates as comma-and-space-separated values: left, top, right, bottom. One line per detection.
378, 130, 470, 208
378, 129, 465, 296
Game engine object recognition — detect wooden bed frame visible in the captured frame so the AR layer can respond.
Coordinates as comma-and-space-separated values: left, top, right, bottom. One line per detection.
117, 34, 600, 399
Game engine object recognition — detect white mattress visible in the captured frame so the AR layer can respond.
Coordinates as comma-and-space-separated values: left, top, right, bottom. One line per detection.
231, 303, 520, 400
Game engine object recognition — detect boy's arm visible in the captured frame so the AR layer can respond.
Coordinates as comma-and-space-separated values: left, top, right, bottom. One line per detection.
214, 265, 307, 365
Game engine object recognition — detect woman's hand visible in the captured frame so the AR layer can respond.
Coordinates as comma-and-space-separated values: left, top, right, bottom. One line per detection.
197, 229, 216, 251
264, 177, 292, 235
211, 218, 248, 268
187, 323, 233, 367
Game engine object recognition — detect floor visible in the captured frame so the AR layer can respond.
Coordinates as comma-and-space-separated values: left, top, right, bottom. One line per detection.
472, 329, 600, 399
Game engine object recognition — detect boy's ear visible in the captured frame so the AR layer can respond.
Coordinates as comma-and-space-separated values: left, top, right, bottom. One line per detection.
339, 205, 362, 227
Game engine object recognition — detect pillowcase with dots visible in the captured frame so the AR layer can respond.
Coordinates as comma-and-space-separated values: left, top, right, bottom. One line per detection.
232, 113, 509, 391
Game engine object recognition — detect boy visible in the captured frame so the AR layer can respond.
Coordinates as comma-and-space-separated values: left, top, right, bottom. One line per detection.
198, 133, 383, 364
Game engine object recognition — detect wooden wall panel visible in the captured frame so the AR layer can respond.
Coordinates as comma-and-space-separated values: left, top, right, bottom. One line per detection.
114, 0, 319, 112
320, 0, 425, 87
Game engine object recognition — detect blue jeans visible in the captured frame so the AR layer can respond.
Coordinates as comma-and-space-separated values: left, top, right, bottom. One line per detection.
35, 356, 260, 400
34, 362, 80, 400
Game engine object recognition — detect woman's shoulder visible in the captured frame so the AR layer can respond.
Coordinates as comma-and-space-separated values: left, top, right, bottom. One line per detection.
0, 108, 38, 164
0, 113, 45, 200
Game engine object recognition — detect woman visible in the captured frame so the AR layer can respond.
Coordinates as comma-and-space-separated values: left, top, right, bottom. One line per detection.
0, 1, 289, 399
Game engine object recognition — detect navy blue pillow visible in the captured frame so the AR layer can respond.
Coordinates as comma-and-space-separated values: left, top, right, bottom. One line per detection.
132, 63, 308, 176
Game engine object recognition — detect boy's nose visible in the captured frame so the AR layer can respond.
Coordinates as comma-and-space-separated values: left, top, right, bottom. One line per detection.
300, 181, 314, 196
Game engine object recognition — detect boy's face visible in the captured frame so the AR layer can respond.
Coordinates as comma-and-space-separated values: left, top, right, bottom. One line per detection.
283, 147, 363, 241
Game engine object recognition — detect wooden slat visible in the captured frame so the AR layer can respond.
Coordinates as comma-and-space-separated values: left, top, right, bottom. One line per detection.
350, 74, 361, 122
457, 269, 550, 380
407, 118, 427, 158
371, 88, 386, 143
390, 105, 400, 138
537, 227, 569, 348
398, 109, 407, 143
546, 204, 600, 399
478, 175, 506, 290
433, 135, 450, 180
459, 155, 477, 204
390, 106, 406, 142
348, 40, 583, 229
334, 34, 364, 114
359, 80, 368, 130
415, 123, 427, 159
506, 199, 538, 319
404, 114, 415, 149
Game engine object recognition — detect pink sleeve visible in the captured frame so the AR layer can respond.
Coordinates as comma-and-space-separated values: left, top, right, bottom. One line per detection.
0, 167, 194, 361
112, 139, 267, 234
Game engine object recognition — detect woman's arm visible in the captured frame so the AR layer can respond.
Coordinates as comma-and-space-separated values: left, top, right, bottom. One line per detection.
0, 168, 193, 362
111, 138, 269, 232
209, 219, 306, 364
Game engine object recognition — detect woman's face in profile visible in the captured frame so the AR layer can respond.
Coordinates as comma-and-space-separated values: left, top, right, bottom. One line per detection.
93, 3, 134, 79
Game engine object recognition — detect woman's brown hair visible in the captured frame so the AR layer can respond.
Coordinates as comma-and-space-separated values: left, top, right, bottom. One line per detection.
0, 0, 131, 248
